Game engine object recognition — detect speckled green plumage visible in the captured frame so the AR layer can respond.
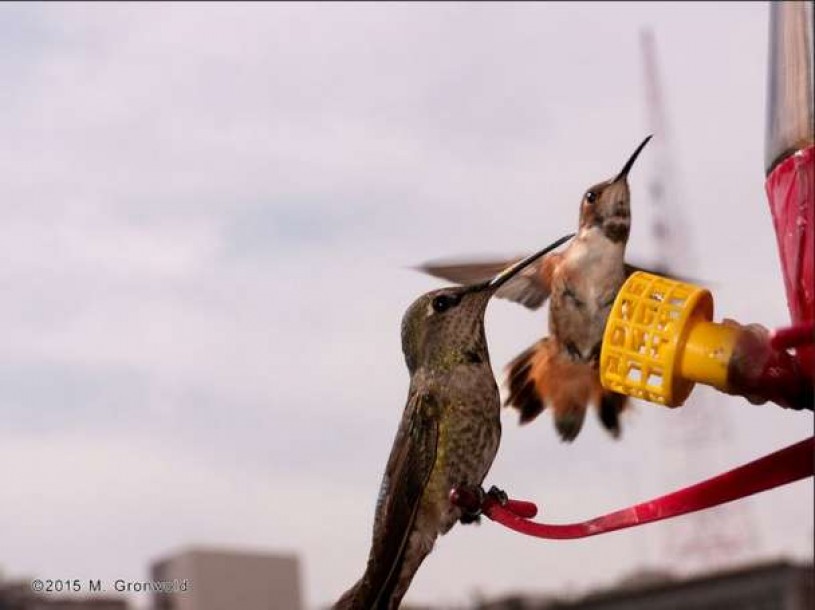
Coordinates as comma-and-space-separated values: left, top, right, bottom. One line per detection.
335, 237, 573, 610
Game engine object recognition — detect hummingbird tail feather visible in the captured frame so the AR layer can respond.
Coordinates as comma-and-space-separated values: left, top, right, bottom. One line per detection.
506, 339, 614, 442
333, 580, 363, 610
547, 357, 599, 442
334, 529, 434, 610
597, 390, 628, 438
333, 565, 401, 610
505, 339, 550, 423
387, 535, 434, 609
333, 557, 393, 610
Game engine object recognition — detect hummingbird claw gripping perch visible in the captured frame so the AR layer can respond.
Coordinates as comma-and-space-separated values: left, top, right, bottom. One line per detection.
486, 485, 509, 506
450, 485, 539, 520
451, 484, 486, 524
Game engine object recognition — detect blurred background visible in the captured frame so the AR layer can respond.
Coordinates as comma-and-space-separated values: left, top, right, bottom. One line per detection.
0, 2, 811, 609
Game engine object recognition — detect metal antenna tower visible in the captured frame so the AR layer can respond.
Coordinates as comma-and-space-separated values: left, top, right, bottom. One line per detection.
639, 28, 759, 575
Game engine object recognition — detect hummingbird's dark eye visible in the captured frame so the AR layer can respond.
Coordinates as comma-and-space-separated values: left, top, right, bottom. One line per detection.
585, 191, 597, 204
432, 293, 460, 313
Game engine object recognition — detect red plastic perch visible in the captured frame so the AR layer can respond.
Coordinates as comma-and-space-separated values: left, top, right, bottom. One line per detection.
451, 437, 814, 540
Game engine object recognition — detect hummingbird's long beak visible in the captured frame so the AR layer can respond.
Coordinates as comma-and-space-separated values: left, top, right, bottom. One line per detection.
485, 233, 575, 291
613, 135, 653, 182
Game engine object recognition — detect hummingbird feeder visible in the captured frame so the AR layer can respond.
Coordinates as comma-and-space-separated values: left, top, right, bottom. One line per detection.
452, 1, 813, 541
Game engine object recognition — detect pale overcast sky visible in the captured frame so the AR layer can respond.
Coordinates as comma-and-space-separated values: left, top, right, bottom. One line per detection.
0, 3, 811, 609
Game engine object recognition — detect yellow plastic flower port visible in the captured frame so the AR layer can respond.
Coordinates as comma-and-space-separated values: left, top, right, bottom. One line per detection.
599, 272, 740, 407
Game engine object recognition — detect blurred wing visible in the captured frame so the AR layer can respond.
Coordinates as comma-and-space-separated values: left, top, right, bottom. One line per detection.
418, 254, 559, 310
418, 258, 520, 286
358, 391, 440, 606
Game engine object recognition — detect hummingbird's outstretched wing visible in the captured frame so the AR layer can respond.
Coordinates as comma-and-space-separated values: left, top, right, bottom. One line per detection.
343, 391, 440, 609
417, 258, 517, 285
417, 254, 561, 310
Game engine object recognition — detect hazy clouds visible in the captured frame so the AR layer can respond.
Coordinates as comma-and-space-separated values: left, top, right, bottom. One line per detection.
0, 3, 811, 609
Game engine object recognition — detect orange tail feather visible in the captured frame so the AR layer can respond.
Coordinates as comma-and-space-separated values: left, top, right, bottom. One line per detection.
505, 339, 628, 441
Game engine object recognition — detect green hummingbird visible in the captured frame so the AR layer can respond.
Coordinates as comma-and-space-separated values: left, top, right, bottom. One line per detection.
334, 233, 574, 610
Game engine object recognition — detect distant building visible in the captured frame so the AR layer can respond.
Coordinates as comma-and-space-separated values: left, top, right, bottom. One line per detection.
150, 547, 303, 610
476, 560, 814, 610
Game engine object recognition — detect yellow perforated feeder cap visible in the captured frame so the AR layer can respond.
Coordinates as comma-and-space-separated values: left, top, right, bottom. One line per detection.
599, 272, 737, 407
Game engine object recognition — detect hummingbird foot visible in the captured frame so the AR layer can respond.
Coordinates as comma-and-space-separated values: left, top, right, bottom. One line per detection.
450, 485, 513, 525
459, 513, 482, 525
450, 484, 485, 524
598, 390, 627, 438
486, 485, 509, 506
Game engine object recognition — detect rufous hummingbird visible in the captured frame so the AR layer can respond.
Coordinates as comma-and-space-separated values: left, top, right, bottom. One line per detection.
417, 136, 653, 441
335, 234, 574, 610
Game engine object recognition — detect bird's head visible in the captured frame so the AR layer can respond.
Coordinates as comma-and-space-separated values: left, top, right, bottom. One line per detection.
402, 233, 574, 373
578, 135, 652, 243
